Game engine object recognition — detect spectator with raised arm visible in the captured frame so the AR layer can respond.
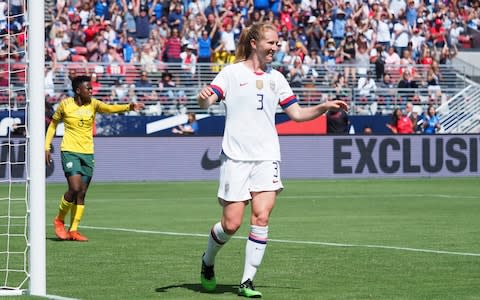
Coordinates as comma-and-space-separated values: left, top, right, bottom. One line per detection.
430, 18, 447, 49
133, 2, 150, 46
341, 32, 356, 86
169, 3, 185, 31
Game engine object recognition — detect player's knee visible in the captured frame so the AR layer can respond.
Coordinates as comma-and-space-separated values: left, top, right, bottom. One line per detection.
68, 186, 82, 195
251, 214, 269, 227
222, 219, 241, 235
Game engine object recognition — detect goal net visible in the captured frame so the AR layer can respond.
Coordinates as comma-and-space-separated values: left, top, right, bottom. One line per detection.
0, 0, 45, 296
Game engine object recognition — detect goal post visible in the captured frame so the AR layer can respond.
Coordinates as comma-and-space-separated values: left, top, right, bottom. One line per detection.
0, 0, 45, 296
27, 0, 46, 296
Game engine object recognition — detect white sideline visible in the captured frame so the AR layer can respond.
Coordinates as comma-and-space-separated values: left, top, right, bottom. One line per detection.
84, 194, 478, 202
0, 290, 78, 300
84, 193, 480, 203
81, 225, 480, 257
45, 294, 79, 300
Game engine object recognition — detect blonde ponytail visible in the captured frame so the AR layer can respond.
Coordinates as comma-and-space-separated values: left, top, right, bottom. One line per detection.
235, 27, 251, 63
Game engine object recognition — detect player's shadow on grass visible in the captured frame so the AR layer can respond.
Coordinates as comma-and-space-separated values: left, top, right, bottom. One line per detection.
47, 237, 66, 242
156, 283, 297, 295
156, 283, 237, 295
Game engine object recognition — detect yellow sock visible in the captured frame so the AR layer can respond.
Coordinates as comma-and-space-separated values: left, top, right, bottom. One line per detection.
57, 196, 73, 221
70, 204, 77, 228
69, 205, 84, 231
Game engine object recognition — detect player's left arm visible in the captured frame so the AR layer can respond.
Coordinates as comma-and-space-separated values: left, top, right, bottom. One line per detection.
95, 99, 144, 113
284, 100, 349, 122
277, 71, 349, 122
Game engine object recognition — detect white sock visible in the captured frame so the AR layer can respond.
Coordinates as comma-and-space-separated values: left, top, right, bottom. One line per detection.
203, 222, 232, 266
241, 225, 268, 283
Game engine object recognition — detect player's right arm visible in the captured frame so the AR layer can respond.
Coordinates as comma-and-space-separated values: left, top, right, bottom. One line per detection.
45, 102, 64, 166
197, 85, 219, 109
198, 67, 228, 108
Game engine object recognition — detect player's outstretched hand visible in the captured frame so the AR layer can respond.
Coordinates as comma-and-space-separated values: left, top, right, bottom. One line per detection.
198, 86, 214, 100
326, 100, 349, 112
130, 103, 145, 111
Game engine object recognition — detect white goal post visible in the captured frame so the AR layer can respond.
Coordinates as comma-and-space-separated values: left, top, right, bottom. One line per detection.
28, 0, 46, 296
0, 0, 45, 296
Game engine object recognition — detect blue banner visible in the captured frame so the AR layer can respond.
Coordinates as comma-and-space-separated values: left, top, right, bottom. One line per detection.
0, 110, 393, 137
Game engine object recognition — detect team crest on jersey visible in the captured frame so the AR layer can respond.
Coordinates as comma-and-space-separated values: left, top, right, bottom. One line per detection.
269, 80, 275, 91
256, 80, 264, 90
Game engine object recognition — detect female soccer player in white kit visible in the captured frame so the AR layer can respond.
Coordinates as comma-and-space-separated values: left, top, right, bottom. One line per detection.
197, 22, 348, 298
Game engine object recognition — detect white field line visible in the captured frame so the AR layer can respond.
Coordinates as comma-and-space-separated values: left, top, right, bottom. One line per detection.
45, 294, 80, 300
0, 291, 81, 300
84, 194, 480, 202
81, 225, 480, 257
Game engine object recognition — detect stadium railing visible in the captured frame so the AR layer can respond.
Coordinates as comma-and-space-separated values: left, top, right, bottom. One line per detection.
40, 86, 463, 117
42, 62, 469, 89
0, 62, 472, 116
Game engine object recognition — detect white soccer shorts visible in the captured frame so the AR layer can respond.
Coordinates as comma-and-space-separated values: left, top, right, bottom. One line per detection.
217, 154, 284, 202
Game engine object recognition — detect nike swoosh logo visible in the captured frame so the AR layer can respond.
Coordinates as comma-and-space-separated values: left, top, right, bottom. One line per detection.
201, 150, 222, 170
240, 82, 248, 86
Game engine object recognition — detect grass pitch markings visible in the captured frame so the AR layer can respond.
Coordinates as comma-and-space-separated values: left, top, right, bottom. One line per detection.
81, 225, 480, 257
86, 193, 480, 202
45, 294, 80, 300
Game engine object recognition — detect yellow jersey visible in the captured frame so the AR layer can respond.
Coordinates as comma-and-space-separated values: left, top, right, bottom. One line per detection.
45, 97, 130, 154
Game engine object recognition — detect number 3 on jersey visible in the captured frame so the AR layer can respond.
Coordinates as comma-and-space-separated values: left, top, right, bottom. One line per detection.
257, 94, 264, 110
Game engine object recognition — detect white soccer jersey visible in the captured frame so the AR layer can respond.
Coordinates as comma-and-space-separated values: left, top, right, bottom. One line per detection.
210, 62, 297, 161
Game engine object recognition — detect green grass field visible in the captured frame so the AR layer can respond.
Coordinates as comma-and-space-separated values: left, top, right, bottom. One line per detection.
3, 178, 480, 299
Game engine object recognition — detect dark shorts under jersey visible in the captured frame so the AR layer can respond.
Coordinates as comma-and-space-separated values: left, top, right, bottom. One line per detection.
61, 151, 94, 178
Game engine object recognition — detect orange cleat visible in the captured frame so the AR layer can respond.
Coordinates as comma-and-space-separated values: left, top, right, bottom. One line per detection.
67, 231, 89, 242
53, 217, 68, 240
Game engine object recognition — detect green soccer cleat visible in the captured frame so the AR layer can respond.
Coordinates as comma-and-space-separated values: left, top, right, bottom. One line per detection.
200, 256, 216, 292
238, 279, 262, 298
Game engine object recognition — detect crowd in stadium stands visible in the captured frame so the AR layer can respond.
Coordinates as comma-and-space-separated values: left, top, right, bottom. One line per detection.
0, 0, 479, 120
41, 0, 476, 66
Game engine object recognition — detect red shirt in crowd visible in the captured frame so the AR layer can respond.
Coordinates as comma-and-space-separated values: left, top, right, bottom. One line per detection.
420, 55, 433, 65
84, 24, 101, 42
165, 37, 182, 60
280, 10, 294, 31
430, 25, 446, 43
396, 116, 413, 134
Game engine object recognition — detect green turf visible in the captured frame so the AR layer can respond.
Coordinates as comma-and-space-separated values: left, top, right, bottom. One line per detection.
3, 178, 480, 299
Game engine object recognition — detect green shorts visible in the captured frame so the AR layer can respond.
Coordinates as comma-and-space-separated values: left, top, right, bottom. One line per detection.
61, 151, 94, 180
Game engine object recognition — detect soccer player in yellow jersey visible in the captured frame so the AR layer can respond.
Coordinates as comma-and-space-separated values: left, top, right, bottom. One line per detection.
45, 75, 144, 241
